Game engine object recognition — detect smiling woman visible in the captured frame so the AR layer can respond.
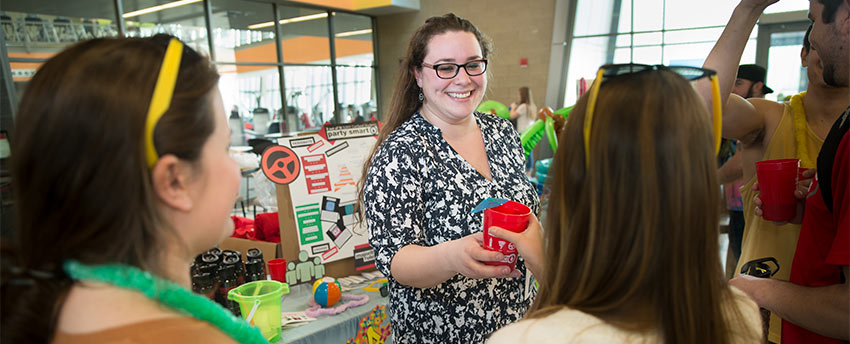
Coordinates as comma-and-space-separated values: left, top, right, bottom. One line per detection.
356, 13, 541, 343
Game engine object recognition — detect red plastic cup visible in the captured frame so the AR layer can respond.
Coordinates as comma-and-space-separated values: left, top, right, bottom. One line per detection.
482, 201, 531, 271
267, 258, 287, 283
755, 159, 800, 221
797, 167, 809, 180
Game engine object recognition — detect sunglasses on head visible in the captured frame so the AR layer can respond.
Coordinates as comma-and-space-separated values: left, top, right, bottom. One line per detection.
582, 63, 722, 170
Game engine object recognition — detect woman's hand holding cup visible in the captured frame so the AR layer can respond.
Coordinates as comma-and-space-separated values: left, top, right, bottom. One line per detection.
445, 232, 521, 279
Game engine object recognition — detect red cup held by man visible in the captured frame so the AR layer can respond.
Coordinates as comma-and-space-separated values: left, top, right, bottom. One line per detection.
482, 200, 531, 271
755, 158, 800, 221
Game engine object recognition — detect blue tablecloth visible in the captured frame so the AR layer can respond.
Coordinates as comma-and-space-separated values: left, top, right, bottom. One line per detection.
276, 283, 393, 344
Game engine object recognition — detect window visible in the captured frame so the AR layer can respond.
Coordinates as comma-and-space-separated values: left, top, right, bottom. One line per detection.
2, 0, 379, 134
278, 6, 331, 65
210, 0, 276, 64
563, 0, 757, 106
332, 13, 376, 124
209, 0, 282, 142
121, 0, 210, 56
284, 65, 334, 130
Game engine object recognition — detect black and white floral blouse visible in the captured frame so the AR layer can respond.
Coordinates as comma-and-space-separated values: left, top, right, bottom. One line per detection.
364, 112, 540, 343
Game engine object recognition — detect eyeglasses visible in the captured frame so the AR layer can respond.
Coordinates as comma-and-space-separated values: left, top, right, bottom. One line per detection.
144, 38, 184, 169
422, 59, 488, 79
583, 63, 722, 169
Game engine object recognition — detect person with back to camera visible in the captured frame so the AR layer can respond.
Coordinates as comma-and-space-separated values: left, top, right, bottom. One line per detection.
0, 34, 263, 343
358, 13, 540, 343
696, 1, 849, 341
487, 65, 762, 343
509, 86, 538, 133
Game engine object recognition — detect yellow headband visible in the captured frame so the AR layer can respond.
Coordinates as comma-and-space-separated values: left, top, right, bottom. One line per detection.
144, 38, 184, 168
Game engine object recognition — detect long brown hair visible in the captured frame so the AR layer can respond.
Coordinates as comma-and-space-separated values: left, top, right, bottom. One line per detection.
518, 86, 531, 105
529, 71, 757, 343
357, 13, 491, 216
1, 34, 219, 342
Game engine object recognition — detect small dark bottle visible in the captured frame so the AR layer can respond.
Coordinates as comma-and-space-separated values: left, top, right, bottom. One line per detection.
208, 247, 222, 256
246, 247, 266, 278
222, 250, 245, 284
247, 247, 264, 261
199, 253, 221, 280
218, 262, 242, 316
244, 259, 265, 282
200, 253, 224, 303
189, 262, 199, 277
191, 272, 216, 300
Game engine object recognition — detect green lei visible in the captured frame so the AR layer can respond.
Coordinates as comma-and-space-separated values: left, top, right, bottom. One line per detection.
63, 260, 268, 344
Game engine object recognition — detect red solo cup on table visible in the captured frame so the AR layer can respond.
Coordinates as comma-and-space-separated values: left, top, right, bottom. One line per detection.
482, 200, 531, 271
267, 258, 287, 282
755, 158, 800, 221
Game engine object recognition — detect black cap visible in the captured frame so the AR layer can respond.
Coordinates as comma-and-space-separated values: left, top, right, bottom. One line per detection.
201, 253, 220, 264
737, 64, 773, 94
247, 248, 264, 261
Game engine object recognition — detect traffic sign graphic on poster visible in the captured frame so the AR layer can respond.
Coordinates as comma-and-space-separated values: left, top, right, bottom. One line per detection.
261, 145, 301, 184
277, 122, 379, 264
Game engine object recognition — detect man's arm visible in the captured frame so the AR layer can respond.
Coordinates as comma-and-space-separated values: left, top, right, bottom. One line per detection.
696, 1, 777, 140
730, 266, 850, 340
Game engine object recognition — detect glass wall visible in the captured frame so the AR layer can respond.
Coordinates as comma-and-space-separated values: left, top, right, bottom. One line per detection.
1, 10, 119, 86
284, 65, 333, 130
122, 0, 209, 56
563, 0, 759, 106
278, 6, 330, 65
1, 0, 380, 135
209, 0, 279, 144
332, 12, 375, 123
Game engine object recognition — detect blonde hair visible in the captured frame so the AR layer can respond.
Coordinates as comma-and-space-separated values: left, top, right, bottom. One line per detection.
529, 70, 757, 343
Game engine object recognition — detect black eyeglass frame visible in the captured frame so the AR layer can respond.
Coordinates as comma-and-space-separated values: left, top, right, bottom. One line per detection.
421, 59, 488, 79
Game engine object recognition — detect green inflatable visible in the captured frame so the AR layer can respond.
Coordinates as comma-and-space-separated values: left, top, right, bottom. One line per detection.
519, 105, 574, 157
476, 100, 510, 119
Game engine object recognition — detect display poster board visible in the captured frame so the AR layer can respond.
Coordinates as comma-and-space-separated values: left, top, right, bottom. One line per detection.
276, 122, 379, 266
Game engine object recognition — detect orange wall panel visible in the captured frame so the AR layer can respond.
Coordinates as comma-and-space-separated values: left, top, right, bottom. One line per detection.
234, 36, 372, 74
9, 52, 56, 81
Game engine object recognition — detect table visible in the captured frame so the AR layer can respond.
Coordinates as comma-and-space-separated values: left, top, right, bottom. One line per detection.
276, 283, 392, 344
230, 146, 253, 152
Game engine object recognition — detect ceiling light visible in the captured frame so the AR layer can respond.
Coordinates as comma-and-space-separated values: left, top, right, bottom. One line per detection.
247, 12, 329, 30
123, 0, 203, 18
335, 29, 372, 38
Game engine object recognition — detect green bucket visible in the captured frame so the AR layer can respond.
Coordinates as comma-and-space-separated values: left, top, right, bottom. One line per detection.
227, 280, 290, 342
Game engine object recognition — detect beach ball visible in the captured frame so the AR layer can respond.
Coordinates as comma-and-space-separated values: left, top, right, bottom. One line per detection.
312, 277, 342, 307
